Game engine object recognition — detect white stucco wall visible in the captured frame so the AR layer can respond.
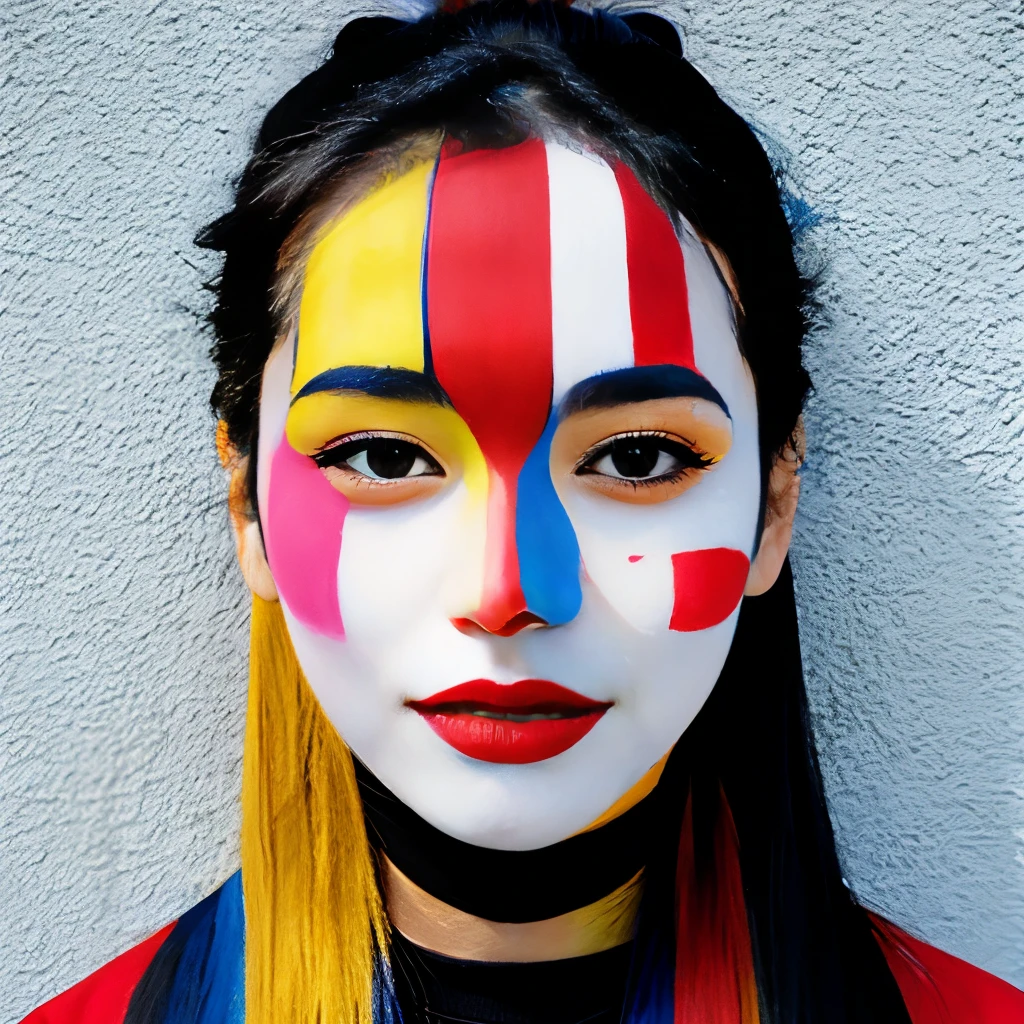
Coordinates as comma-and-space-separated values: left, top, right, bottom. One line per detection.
2, 0, 1021, 1017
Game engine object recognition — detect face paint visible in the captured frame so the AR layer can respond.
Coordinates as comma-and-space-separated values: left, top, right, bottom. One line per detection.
426, 140, 569, 633
257, 140, 760, 850
669, 548, 751, 633
265, 439, 348, 639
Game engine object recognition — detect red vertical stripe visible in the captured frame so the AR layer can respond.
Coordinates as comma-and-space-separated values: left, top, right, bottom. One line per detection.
426, 139, 554, 631
614, 162, 697, 371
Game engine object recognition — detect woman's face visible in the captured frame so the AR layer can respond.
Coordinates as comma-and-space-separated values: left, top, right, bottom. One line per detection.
256, 139, 761, 850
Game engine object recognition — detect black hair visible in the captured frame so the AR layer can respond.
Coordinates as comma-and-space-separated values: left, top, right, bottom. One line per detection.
196, 3, 911, 1022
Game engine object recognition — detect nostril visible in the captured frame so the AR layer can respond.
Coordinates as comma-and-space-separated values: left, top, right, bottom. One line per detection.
450, 617, 486, 637
493, 611, 548, 636
450, 611, 549, 637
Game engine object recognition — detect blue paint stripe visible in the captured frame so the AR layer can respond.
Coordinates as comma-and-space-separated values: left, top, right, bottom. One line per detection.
515, 412, 582, 625
420, 151, 440, 379
289, 329, 300, 391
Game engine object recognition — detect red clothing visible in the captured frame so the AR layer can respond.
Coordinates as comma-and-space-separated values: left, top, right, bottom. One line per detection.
874, 915, 1024, 1023
22, 916, 1024, 1023
21, 924, 173, 1024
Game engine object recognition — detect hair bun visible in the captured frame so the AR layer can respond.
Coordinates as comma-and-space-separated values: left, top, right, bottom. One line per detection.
257, 15, 409, 150
620, 12, 683, 57
331, 14, 409, 59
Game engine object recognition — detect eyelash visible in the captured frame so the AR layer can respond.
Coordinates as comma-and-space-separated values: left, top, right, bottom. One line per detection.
311, 430, 714, 489
313, 433, 370, 469
311, 432, 442, 477
574, 431, 717, 486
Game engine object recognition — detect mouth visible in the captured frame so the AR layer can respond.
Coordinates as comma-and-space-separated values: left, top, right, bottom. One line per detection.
406, 679, 613, 764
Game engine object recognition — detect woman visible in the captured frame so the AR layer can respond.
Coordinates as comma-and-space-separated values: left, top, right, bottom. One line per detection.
24, 2, 1024, 1022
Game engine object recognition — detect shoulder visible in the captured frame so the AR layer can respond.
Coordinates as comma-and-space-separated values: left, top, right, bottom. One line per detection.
871, 913, 1024, 1024
20, 924, 175, 1024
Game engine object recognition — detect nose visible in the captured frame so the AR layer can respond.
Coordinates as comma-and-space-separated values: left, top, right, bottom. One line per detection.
451, 610, 548, 637
449, 472, 541, 636
450, 427, 582, 637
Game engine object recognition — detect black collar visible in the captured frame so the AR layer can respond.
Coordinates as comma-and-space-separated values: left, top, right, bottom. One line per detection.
355, 759, 655, 923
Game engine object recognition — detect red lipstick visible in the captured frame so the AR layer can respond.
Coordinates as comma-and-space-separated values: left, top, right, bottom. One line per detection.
407, 679, 612, 764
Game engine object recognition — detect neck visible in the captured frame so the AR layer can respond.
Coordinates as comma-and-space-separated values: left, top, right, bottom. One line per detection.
355, 761, 660, 962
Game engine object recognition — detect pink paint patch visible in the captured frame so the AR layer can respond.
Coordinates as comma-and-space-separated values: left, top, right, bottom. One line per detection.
669, 547, 750, 632
264, 437, 348, 639
628, 554, 644, 563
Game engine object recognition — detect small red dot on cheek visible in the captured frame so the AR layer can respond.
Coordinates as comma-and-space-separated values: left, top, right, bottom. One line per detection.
628, 555, 644, 563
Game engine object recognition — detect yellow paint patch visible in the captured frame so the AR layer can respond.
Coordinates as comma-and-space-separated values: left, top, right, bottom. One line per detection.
286, 393, 483, 491
293, 160, 434, 394
574, 750, 671, 835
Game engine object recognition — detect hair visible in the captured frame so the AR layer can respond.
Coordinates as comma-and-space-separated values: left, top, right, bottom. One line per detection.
184, 3, 913, 1023
241, 595, 391, 1024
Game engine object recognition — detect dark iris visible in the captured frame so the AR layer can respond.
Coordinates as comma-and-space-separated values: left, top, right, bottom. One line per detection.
609, 438, 662, 478
314, 437, 439, 478
363, 438, 418, 478
576, 435, 712, 481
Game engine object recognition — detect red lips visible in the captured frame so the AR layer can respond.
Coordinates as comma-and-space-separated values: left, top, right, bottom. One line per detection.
407, 679, 612, 764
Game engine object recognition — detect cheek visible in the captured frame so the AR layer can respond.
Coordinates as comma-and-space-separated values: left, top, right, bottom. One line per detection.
558, 457, 758, 635
579, 530, 751, 636
263, 437, 349, 640
668, 548, 750, 632
257, 344, 350, 641
335, 490, 467, 643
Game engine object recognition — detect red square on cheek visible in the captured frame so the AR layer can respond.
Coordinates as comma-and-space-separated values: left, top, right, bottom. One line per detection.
669, 548, 750, 632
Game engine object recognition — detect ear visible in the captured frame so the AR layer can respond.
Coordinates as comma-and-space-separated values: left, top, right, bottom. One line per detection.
218, 421, 279, 602
744, 421, 803, 597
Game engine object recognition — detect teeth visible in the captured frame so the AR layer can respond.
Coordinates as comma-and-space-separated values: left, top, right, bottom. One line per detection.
469, 710, 568, 722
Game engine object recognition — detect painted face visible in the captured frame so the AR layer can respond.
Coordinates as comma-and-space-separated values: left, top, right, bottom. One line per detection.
257, 139, 761, 850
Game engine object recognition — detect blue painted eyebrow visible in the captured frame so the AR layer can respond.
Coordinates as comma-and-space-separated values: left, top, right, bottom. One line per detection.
291, 365, 453, 407
557, 365, 730, 420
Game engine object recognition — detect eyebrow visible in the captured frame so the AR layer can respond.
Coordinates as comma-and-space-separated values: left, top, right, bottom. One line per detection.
291, 365, 453, 407
557, 365, 730, 419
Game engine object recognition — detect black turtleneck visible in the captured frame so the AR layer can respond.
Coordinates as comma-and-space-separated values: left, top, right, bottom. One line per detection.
354, 761, 657, 1024
388, 929, 635, 1024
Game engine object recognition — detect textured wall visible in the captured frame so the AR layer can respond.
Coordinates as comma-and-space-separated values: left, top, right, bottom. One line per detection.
2, 0, 1021, 1017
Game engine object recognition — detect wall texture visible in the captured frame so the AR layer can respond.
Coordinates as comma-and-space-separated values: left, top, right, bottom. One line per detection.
1, 0, 1021, 1017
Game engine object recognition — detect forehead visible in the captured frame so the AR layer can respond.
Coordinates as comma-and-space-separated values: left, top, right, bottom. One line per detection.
292, 139, 723, 402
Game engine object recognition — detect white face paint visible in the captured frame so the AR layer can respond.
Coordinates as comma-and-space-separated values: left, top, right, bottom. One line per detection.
257, 140, 760, 850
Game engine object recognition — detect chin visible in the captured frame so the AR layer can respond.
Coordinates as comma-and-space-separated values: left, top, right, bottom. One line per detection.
363, 724, 654, 851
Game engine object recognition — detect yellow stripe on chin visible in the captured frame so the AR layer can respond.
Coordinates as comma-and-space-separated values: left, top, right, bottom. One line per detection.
574, 750, 671, 836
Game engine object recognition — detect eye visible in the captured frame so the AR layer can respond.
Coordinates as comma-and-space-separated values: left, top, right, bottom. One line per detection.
313, 433, 443, 482
577, 433, 714, 483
